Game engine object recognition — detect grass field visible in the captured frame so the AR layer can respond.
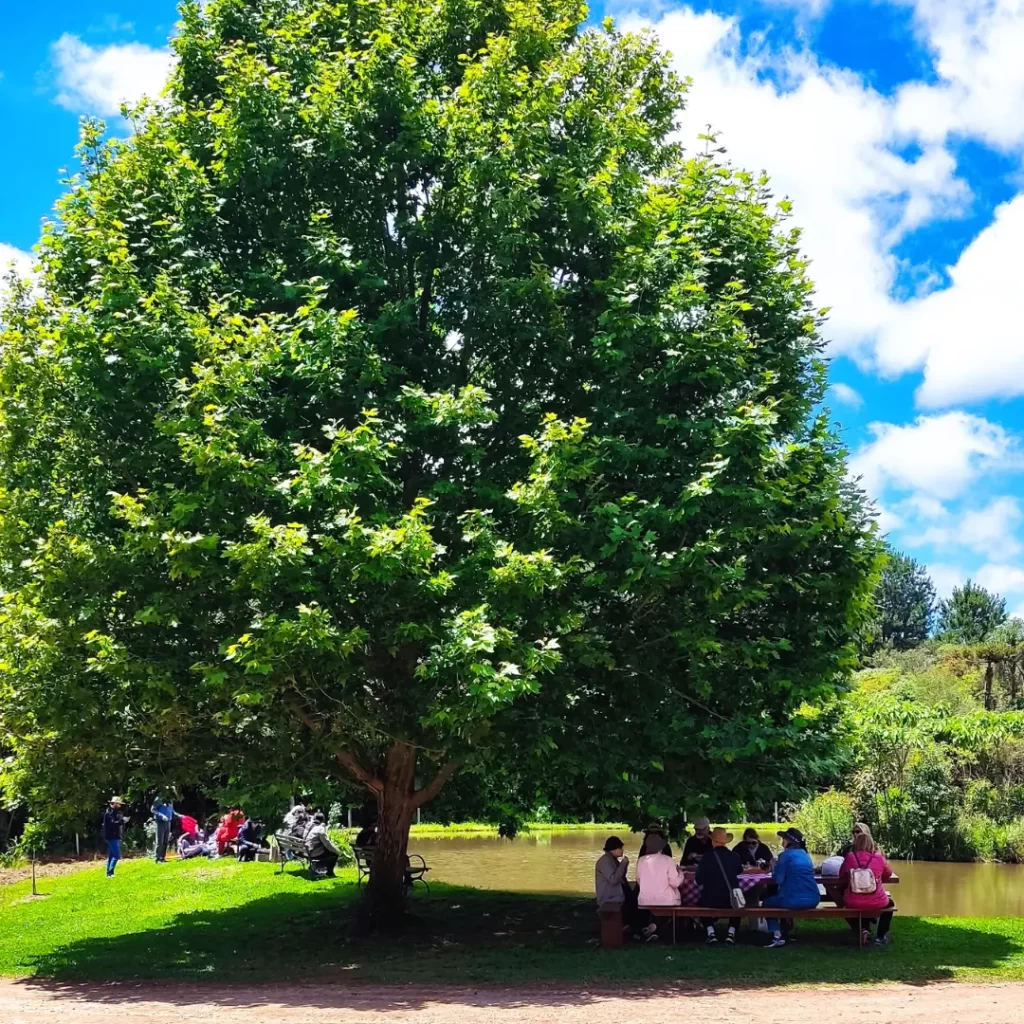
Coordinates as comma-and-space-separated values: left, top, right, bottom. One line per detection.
2, 857, 1023, 987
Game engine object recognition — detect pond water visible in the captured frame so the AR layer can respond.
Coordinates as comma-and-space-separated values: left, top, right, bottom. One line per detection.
411, 832, 1024, 917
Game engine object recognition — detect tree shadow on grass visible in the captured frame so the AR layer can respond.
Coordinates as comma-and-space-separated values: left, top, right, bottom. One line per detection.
17, 882, 1024, 1010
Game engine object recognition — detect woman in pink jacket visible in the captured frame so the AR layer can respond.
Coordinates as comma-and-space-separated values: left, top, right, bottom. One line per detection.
839, 824, 895, 947
637, 836, 685, 908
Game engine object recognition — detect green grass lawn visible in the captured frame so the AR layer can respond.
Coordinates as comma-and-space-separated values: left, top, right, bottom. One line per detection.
2, 857, 1023, 987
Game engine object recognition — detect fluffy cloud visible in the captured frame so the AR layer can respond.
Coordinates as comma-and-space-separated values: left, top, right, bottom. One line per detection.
848, 412, 1018, 501
0, 243, 33, 282
829, 382, 864, 409
51, 34, 173, 117
910, 497, 1023, 559
623, 3, 1024, 408
975, 563, 1024, 598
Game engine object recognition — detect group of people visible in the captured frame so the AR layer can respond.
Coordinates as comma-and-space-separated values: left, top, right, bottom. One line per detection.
596, 818, 896, 948
280, 802, 342, 877
100, 794, 273, 875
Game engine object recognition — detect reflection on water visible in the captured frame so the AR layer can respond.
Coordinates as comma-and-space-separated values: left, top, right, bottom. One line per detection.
411, 832, 1024, 917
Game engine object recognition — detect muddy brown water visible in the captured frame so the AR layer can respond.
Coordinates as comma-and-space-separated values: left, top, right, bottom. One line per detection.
411, 832, 1024, 917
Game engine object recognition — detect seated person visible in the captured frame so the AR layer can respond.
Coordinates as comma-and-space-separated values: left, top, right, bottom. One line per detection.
637, 825, 666, 861
680, 817, 714, 865
214, 808, 245, 854
177, 828, 206, 860
236, 818, 264, 862
305, 813, 340, 878
283, 803, 306, 832
762, 828, 820, 948
839, 825, 895, 947
733, 828, 774, 870
695, 828, 743, 945
636, 836, 685, 910
354, 823, 378, 848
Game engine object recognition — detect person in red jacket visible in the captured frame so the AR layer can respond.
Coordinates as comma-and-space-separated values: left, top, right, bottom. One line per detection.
839, 824, 896, 947
214, 808, 245, 855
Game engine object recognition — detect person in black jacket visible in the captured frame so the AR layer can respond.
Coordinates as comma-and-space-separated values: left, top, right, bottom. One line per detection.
734, 828, 774, 870
681, 817, 714, 865
236, 818, 264, 862
102, 796, 126, 877
695, 828, 743, 945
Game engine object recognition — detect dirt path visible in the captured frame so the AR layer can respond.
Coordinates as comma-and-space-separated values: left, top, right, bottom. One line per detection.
3, 978, 1024, 1023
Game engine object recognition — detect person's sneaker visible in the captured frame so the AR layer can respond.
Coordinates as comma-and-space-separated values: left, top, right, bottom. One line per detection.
644, 931, 660, 943
641, 923, 658, 939
861, 929, 873, 948
874, 935, 890, 947
766, 936, 786, 948
725, 933, 736, 946
706, 934, 719, 945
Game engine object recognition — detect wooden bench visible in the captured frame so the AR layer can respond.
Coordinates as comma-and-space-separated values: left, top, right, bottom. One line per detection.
648, 904, 897, 945
273, 832, 311, 874
353, 846, 431, 892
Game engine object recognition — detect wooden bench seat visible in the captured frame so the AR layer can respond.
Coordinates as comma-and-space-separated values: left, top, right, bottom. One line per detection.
273, 832, 311, 874
647, 903, 897, 944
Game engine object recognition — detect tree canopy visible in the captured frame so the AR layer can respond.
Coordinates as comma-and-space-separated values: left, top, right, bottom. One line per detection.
937, 580, 1007, 645
864, 548, 935, 653
0, 0, 878, 909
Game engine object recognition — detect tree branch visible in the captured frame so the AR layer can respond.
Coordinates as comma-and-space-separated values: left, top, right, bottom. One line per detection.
336, 750, 384, 795
411, 759, 460, 809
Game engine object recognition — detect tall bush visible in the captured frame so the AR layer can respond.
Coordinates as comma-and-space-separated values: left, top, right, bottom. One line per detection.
794, 789, 854, 854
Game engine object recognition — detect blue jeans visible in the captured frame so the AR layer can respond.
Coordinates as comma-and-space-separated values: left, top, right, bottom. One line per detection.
762, 892, 818, 934
106, 839, 121, 876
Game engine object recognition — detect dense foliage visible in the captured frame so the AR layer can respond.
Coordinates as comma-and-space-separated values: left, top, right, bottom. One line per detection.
864, 548, 935, 652
796, 642, 1024, 862
937, 580, 1007, 644
0, 0, 878, 897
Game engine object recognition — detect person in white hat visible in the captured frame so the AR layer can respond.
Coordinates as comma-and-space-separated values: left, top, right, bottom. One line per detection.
102, 796, 126, 877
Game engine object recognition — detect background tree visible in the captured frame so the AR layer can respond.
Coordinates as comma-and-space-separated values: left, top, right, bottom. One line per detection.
863, 548, 935, 653
937, 580, 1007, 645
0, 0, 878, 913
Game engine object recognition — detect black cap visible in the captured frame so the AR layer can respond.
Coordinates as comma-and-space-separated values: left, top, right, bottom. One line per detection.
778, 827, 806, 847
603, 835, 625, 853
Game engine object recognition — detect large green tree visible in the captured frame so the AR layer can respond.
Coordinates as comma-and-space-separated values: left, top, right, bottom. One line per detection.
938, 580, 1007, 645
0, 0, 878, 911
866, 548, 935, 652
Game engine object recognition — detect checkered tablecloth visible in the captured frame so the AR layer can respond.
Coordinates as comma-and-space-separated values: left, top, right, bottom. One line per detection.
678, 870, 771, 906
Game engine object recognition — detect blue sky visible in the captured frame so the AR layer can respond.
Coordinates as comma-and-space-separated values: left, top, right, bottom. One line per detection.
3, 0, 1024, 616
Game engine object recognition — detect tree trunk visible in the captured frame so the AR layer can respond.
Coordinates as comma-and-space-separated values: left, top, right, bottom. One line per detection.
367, 742, 417, 921
984, 659, 995, 711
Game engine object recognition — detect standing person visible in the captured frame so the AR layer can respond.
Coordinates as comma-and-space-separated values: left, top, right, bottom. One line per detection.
305, 812, 340, 877
734, 828, 774, 870
761, 827, 820, 948
839, 825, 896, 947
102, 796, 126, 877
681, 817, 714, 865
695, 827, 743, 945
150, 793, 177, 863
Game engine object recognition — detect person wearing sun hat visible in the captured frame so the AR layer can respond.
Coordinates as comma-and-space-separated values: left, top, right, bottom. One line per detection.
102, 796, 126, 877
695, 827, 744, 944
761, 827, 820, 948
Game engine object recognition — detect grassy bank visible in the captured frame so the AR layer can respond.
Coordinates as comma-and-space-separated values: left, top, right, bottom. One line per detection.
2, 858, 1023, 986
402, 821, 784, 839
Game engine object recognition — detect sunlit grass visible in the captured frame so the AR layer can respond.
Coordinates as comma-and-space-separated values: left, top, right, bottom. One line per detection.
2, 857, 1023, 986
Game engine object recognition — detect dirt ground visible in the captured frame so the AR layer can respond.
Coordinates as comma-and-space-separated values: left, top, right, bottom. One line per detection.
0, 859, 101, 886
3, 979, 1024, 1023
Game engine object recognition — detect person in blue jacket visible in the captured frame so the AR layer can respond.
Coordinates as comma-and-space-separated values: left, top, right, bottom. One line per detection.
762, 827, 820, 948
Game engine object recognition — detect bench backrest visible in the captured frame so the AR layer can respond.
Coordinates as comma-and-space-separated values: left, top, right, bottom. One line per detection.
274, 833, 308, 855
353, 846, 374, 869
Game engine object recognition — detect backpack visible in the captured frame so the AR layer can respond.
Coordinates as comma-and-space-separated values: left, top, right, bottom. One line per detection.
849, 852, 877, 895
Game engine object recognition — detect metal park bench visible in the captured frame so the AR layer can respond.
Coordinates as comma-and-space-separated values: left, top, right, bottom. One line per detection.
353, 845, 431, 892
273, 832, 311, 874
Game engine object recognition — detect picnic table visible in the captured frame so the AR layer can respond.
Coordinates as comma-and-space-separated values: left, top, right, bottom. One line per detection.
677, 868, 900, 906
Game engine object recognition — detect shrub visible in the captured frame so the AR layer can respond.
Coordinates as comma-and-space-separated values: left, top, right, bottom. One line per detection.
954, 811, 1000, 862
996, 819, 1024, 863
794, 790, 855, 854
327, 829, 354, 867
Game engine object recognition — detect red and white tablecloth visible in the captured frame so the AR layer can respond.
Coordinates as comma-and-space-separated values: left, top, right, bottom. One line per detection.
678, 871, 771, 906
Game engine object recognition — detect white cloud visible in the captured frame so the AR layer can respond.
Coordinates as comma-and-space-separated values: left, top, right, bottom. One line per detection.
51, 34, 173, 117
910, 497, 1023, 558
623, 4, 1024, 408
830, 382, 864, 409
976, 563, 1024, 598
928, 561, 968, 600
849, 412, 1017, 501
0, 243, 34, 282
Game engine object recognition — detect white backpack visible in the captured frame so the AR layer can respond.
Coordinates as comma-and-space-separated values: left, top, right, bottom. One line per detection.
849, 852, 877, 895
